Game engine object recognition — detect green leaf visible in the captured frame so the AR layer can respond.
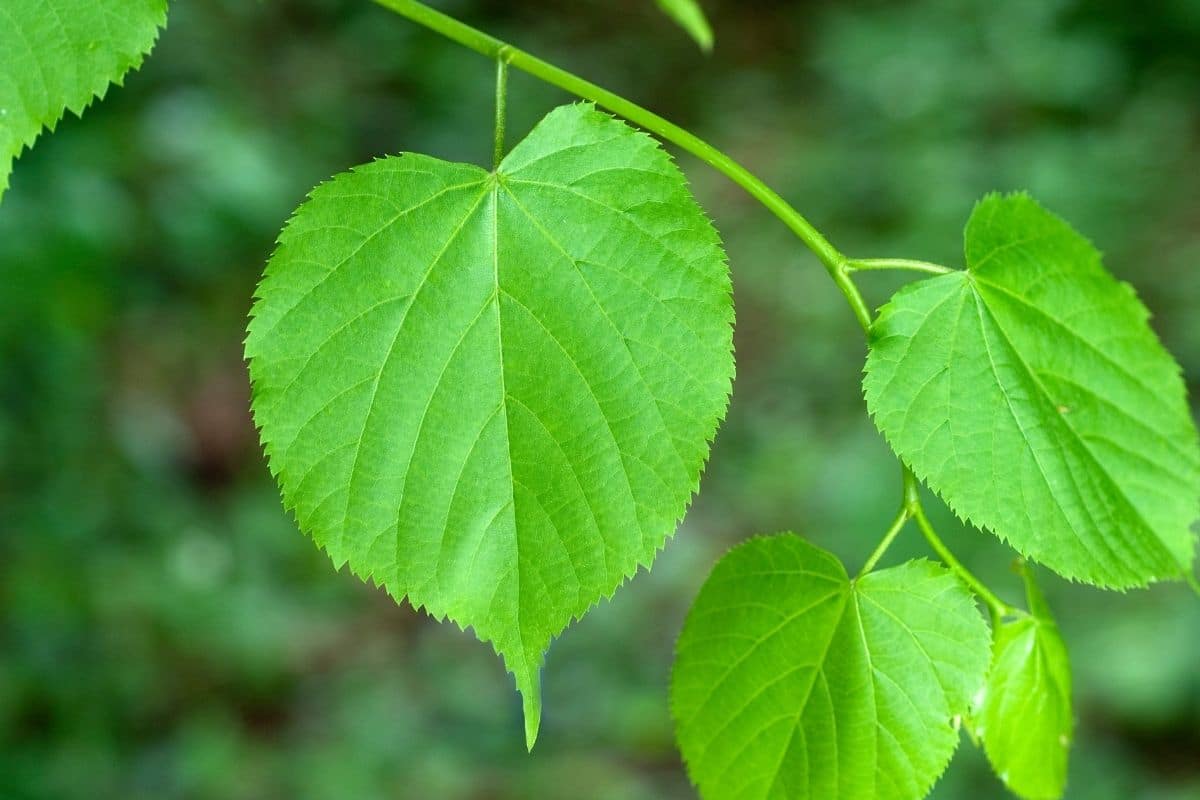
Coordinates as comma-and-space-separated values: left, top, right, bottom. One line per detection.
0, 0, 167, 200
973, 569, 1072, 800
864, 193, 1200, 588
246, 103, 734, 748
671, 534, 990, 799
655, 0, 714, 52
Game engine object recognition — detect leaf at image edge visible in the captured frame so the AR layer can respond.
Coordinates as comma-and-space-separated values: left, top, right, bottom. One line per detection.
863, 192, 1200, 588
0, 0, 168, 201
654, 0, 714, 51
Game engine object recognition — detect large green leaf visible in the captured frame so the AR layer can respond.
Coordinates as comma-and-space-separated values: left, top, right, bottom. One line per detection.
246, 103, 734, 747
0, 0, 167, 200
973, 569, 1072, 800
654, 0, 714, 52
671, 534, 990, 799
864, 193, 1200, 588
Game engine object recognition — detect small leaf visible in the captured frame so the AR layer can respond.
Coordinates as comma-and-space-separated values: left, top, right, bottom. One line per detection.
974, 569, 1072, 800
864, 193, 1200, 588
246, 103, 734, 747
655, 0, 714, 52
671, 534, 991, 799
0, 0, 168, 201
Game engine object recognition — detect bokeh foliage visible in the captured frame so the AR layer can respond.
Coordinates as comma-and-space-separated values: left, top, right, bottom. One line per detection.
1, 1, 1198, 798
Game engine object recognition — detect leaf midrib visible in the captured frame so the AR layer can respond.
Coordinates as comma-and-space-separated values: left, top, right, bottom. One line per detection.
967, 281, 1181, 579
759, 587, 852, 798
973, 272, 1188, 437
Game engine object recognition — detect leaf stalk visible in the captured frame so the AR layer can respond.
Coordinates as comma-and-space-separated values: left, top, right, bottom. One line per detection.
904, 468, 1017, 618
493, 58, 508, 169
847, 258, 955, 276
857, 505, 910, 578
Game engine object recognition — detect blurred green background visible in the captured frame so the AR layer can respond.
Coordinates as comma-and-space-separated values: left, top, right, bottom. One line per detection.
2, 0, 1199, 798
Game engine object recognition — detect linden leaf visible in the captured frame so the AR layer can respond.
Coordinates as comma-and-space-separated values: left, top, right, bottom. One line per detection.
655, 0, 714, 52
864, 193, 1200, 588
0, 0, 167, 200
246, 103, 734, 748
671, 534, 990, 799
974, 568, 1073, 800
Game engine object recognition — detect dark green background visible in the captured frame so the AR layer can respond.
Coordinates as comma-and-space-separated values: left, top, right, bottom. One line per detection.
2, 1, 1198, 797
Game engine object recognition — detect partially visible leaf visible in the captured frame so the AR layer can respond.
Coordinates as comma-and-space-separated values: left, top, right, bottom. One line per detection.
864, 193, 1200, 588
246, 103, 734, 748
671, 534, 990, 799
973, 568, 1073, 800
654, 0, 714, 52
0, 0, 168, 200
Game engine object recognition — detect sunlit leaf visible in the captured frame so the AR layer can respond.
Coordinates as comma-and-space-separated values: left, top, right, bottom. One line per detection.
0, 0, 167, 200
246, 103, 734, 747
864, 193, 1200, 588
671, 534, 990, 799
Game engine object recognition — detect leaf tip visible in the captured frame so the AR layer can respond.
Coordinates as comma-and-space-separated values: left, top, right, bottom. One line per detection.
517, 668, 543, 751
654, 0, 715, 53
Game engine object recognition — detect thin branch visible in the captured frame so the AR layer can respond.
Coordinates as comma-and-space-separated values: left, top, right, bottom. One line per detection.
370, 0, 872, 331
373, 0, 1023, 617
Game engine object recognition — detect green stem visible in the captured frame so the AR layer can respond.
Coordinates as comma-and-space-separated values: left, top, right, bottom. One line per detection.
493, 58, 508, 169
904, 469, 1017, 618
847, 258, 955, 276
370, 0, 872, 332
374, 0, 1018, 611
857, 506, 910, 578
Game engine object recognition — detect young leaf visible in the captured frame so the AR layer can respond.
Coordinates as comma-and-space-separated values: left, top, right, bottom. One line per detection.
864, 193, 1200, 588
973, 568, 1072, 800
246, 103, 734, 748
654, 0, 714, 52
0, 0, 167, 201
671, 534, 990, 800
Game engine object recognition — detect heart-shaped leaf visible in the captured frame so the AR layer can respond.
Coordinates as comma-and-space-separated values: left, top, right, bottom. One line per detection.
671, 534, 991, 799
864, 193, 1200, 588
246, 103, 734, 746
